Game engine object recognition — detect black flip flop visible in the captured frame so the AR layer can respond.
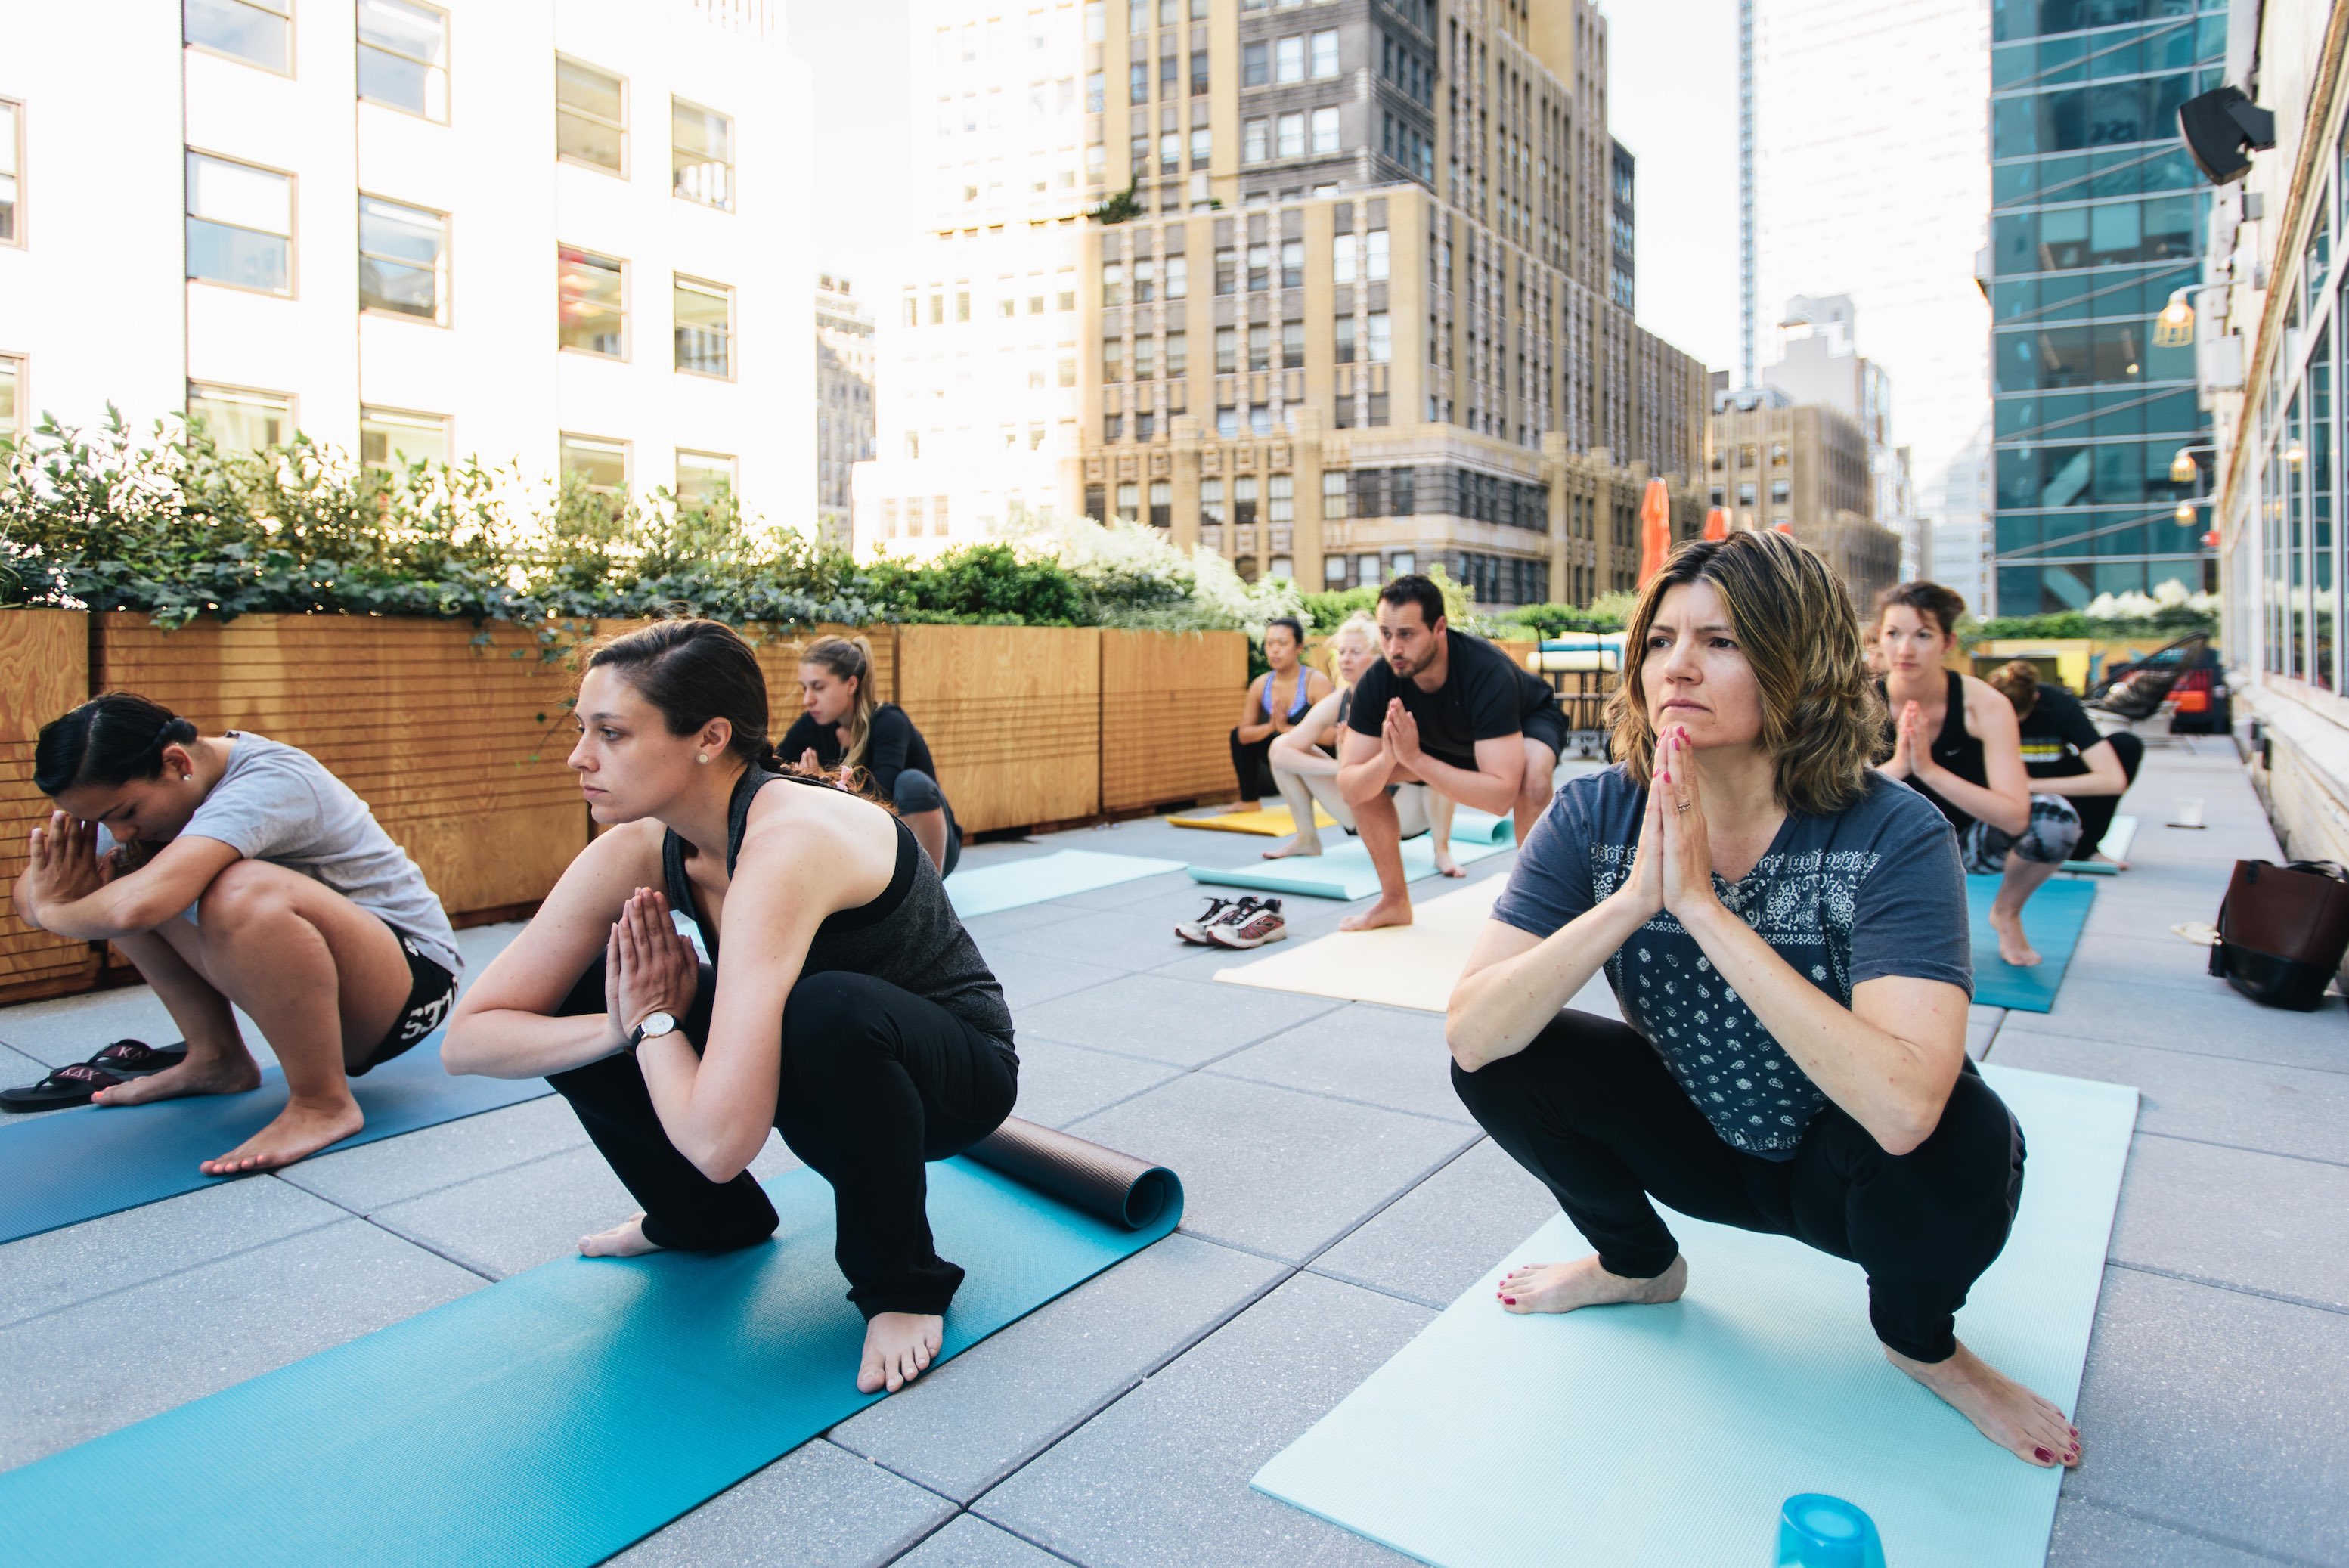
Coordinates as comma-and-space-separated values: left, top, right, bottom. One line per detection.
85, 1038, 187, 1076
0, 1061, 131, 1113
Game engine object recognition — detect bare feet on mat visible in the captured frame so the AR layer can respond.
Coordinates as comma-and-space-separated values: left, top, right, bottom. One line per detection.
1433, 844, 1465, 878
1495, 1253, 1687, 1314
579, 1213, 664, 1257
1886, 1340, 2081, 1468
1988, 906, 2042, 967
199, 1094, 364, 1176
1263, 835, 1321, 860
1340, 895, 1412, 931
858, 1311, 944, 1394
2092, 849, 2130, 872
92, 1055, 262, 1106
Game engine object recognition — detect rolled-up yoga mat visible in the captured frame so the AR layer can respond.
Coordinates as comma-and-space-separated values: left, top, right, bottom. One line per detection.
965, 1115, 1183, 1230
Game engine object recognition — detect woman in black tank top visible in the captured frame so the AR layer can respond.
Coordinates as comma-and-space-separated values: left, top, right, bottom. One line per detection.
445, 621, 1016, 1397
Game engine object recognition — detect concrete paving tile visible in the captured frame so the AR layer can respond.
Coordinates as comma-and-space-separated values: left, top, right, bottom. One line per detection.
2059, 932, 2224, 994
1006, 1037, 1180, 1130
831, 1232, 1285, 1502
988, 905, 1213, 971
1068, 1072, 1477, 1263
1207, 1002, 1471, 1123
978, 947, 1127, 1016
1989, 1030, 2349, 1164
1016, 973, 1344, 1068
0, 1216, 484, 1470
2047, 1496, 2295, 1568
609, 1439, 954, 1568
1052, 868, 1210, 910
973, 1272, 1432, 1568
2066, 1266, 2349, 1565
0, 1176, 347, 1328
889, 1514, 1067, 1568
2109, 1135, 2349, 1310
274, 1093, 589, 1212
1309, 1136, 1557, 1309
2007, 980, 2349, 1073
962, 901, 1097, 943
1967, 1005, 2007, 1060
0, 984, 271, 1069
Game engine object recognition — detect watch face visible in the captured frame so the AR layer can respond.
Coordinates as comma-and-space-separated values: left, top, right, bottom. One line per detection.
640, 1012, 678, 1038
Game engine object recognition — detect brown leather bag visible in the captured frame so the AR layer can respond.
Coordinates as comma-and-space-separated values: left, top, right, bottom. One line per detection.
2209, 860, 2349, 1011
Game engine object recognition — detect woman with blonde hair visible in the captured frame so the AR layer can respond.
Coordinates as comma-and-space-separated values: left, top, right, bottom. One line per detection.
780, 635, 959, 875
1446, 531, 2077, 1472
1260, 613, 1459, 868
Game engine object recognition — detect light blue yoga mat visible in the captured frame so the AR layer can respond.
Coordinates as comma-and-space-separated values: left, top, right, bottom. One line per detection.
1969, 874, 2096, 1013
0, 1154, 1182, 1568
2062, 814, 2137, 875
0, 1035, 547, 1244
1188, 832, 1511, 901
1254, 1064, 2137, 1568
946, 849, 1188, 918
1445, 808, 1516, 845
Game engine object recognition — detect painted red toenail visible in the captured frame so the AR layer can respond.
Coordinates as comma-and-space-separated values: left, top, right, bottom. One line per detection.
1502, 1297, 1515, 1305
2033, 1447, 2053, 1463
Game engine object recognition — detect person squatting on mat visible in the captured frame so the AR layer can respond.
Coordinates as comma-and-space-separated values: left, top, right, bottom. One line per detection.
1261, 612, 1461, 869
1982, 659, 2143, 869
781, 634, 960, 877
1224, 616, 1333, 816
1874, 581, 2082, 968
442, 621, 1017, 1396
1335, 574, 1566, 931
6, 696, 462, 1167
1445, 531, 2079, 1471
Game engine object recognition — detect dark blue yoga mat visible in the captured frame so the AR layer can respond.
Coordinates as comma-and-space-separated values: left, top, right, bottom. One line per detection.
0, 1154, 1182, 1568
0, 1034, 550, 1244
1967, 874, 2096, 1013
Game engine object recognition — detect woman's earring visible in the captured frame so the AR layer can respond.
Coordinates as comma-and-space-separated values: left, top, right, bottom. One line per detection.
696, 754, 708, 765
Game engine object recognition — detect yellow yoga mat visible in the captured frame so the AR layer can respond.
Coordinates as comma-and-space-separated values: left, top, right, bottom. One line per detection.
1168, 804, 1340, 835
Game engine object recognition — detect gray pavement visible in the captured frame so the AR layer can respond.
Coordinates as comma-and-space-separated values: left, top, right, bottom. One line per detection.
0, 741, 2342, 1565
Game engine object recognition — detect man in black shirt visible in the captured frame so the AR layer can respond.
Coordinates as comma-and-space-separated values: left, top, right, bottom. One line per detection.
1337, 575, 1566, 930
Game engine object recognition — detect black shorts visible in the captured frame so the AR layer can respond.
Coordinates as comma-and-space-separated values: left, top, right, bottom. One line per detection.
1520, 702, 1568, 761
351, 922, 460, 1077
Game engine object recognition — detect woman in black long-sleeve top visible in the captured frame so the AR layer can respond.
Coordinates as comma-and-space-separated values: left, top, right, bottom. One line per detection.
780, 636, 959, 875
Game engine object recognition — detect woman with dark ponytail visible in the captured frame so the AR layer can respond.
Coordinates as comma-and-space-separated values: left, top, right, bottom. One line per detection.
7, 695, 463, 1168
443, 619, 1017, 1398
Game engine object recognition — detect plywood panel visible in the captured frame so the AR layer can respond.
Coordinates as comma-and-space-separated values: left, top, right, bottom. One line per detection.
1100, 629, 1249, 812
897, 625, 1101, 835
0, 612, 102, 1002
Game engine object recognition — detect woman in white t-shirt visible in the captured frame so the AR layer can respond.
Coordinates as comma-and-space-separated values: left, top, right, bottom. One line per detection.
8, 693, 462, 1173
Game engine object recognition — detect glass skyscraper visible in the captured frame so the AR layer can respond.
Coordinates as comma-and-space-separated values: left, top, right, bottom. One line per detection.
1988, 0, 2227, 614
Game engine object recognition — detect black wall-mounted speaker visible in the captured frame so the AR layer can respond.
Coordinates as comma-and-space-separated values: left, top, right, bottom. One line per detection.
2178, 86, 2276, 185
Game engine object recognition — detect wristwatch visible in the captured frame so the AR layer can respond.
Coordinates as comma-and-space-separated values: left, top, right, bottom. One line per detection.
628, 1011, 680, 1051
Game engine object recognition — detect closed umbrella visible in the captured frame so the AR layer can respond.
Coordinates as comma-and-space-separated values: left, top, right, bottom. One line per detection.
1771, 519, 1794, 535
1637, 478, 1672, 586
1703, 507, 1730, 541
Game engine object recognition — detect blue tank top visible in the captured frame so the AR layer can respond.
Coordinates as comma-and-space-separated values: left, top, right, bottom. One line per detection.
1259, 671, 1313, 722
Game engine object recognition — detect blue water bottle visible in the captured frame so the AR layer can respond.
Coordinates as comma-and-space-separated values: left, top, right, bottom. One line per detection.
1774, 1494, 1886, 1568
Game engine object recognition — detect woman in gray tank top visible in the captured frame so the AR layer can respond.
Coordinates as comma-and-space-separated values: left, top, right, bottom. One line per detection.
445, 620, 1017, 1398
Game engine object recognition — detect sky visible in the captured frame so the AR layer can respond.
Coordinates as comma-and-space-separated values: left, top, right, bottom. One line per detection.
788, 0, 914, 302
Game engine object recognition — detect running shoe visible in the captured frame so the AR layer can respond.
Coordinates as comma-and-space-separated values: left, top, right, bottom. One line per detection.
1208, 897, 1288, 949
1175, 895, 1256, 945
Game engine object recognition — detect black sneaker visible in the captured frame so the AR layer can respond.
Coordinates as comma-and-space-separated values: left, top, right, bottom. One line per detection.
1176, 895, 1257, 945
1208, 897, 1288, 949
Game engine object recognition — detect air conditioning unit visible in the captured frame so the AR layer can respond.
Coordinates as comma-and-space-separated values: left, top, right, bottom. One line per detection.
2199, 332, 2245, 396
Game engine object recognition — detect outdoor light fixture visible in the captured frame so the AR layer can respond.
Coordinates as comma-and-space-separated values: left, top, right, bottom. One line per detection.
2176, 503, 2196, 524
2179, 85, 2276, 185
2289, 442, 2308, 468
2171, 448, 2199, 484
2153, 289, 2196, 347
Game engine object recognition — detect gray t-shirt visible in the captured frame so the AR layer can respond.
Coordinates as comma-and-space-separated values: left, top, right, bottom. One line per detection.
1490, 765, 1969, 1159
170, 733, 462, 977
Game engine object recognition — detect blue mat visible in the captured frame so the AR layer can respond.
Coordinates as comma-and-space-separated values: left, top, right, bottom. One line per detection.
946, 849, 1188, 918
1445, 808, 1516, 844
0, 1035, 548, 1244
1254, 1064, 2137, 1568
0, 1154, 1182, 1568
2061, 814, 2137, 875
1969, 874, 2096, 1013
1188, 832, 1510, 901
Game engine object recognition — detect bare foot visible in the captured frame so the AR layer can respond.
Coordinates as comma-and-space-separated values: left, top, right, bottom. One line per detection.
1495, 1253, 1688, 1315
1988, 906, 2042, 967
1433, 845, 1466, 878
857, 1310, 944, 1394
579, 1212, 664, 1258
1886, 1339, 2081, 1468
91, 1054, 263, 1106
198, 1094, 363, 1176
1263, 835, 1322, 860
1340, 894, 1413, 932
2093, 849, 2130, 872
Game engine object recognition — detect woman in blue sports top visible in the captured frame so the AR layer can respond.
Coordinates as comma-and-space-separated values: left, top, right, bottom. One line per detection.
1224, 617, 1332, 815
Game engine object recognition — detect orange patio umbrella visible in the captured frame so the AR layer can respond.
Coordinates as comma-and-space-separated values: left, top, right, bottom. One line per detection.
1771, 519, 1794, 535
1636, 477, 1672, 586
1703, 507, 1730, 541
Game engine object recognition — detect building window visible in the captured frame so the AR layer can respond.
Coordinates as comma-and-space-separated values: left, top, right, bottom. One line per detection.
1309, 107, 1340, 155
1134, 336, 1156, 379
1189, 126, 1210, 166
1250, 402, 1272, 435
360, 405, 449, 472
1165, 330, 1187, 376
1334, 232, 1357, 284
1057, 268, 1077, 309
562, 433, 630, 508
187, 383, 293, 455
1216, 403, 1238, 438
1247, 242, 1269, 290
185, 153, 293, 296
1244, 118, 1269, 163
1102, 338, 1124, 380
672, 98, 733, 209
0, 355, 20, 442
673, 274, 733, 377
1281, 318, 1304, 368
1199, 477, 1226, 528
1769, 479, 1789, 504
1135, 256, 1157, 302
1770, 442, 1787, 466
1247, 323, 1270, 372
1243, 41, 1269, 86
1325, 555, 1348, 585
358, 195, 445, 321
1365, 228, 1389, 280
0, 101, 20, 246
556, 55, 626, 175
1281, 239, 1303, 287
185, 0, 290, 72
675, 450, 736, 507
1334, 314, 1356, 362
906, 497, 925, 537
1164, 255, 1188, 300
1276, 112, 1304, 158
1322, 468, 1348, 518
1366, 389, 1387, 426
1366, 311, 1390, 362
1116, 481, 1139, 521
1310, 29, 1339, 78
1215, 246, 1237, 293
557, 245, 625, 357
1737, 482, 1756, 506
1234, 475, 1258, 525
358, 0, 448, 121
1214, 326, 1237, 373
1275, 36, 1305, 83
1058, 355, 1077, 386
1102, 259, 1125, 305
1149, 479, 1172, 527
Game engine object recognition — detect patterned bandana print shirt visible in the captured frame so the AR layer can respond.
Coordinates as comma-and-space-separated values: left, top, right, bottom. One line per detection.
1492, 767, 1973, 1159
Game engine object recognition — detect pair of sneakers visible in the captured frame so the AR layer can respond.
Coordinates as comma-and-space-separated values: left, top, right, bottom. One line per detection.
1174, 895, 1287, 949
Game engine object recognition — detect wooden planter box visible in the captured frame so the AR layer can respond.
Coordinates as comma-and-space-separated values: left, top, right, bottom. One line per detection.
1100, 629, 1247, 812
583, 621, 899, 758
0, 610, 104, 1004
897, 624, 1101, 835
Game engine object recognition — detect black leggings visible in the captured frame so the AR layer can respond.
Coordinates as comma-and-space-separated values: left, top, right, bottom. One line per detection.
547, 959, 1018, 1319
2062, 730, 2143, 857
1229, 727, 1276, 802
1451, 1010, 2024, 1363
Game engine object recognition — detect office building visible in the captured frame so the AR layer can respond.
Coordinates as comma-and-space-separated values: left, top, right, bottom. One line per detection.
0, 0, 811, 518
815, 271, 875, 546
1762, 293, 1924, 579
1707, 386, 1900, 608
1987, 0, 2226, 613
1609, 136, 1635, 311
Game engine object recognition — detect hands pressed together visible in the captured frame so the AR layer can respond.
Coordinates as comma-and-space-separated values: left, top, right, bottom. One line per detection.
17, 811, 117, 929
1882, 700, 1932, 784
1614, 725, 1722, 926
1380, 697, 1424, 771
605, 887, 699, 1051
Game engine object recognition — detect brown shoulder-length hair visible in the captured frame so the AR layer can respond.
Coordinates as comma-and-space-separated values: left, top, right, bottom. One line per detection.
1604, 530, 1886, 817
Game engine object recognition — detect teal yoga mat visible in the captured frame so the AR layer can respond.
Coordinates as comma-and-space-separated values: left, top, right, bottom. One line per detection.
1187, 832, 1511, 901
1254, 1064, 2137, 1568
946, 849, 1188, 918
0, 1148, 1182, 1568
1969, 874, 2096, 1013
1445, 808, 1516, 845
0, 1036, 547, 1244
